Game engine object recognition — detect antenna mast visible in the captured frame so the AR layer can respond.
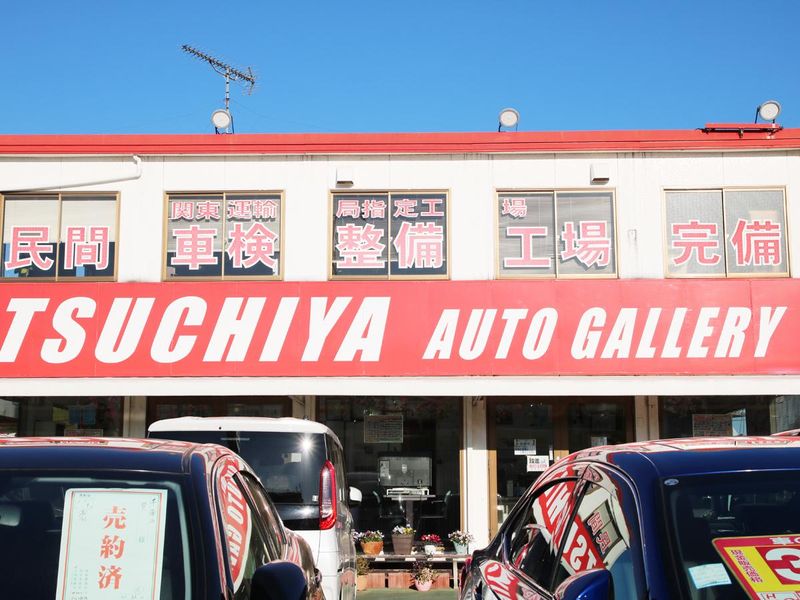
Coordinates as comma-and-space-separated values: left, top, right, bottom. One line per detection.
181, 44, 256, 133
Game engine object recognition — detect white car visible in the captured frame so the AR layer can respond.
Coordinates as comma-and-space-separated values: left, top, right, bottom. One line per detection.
149, 417, 360, 600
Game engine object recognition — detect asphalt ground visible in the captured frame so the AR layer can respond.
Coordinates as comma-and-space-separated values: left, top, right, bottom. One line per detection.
357, 589, 457, 600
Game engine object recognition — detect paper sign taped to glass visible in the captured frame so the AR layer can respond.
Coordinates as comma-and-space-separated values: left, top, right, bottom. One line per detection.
526, 455, 549, 472
713, 534, 800, 599
55, 488, 168, 600
514, 438, 537, 455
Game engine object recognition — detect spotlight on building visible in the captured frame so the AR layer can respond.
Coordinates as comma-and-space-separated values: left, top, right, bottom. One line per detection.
211, 109, 232, 133
756, 100, 781, 123
498, 108, 520, 132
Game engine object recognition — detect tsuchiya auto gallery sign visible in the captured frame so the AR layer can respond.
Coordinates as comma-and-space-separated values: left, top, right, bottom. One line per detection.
0, 279, 796, 378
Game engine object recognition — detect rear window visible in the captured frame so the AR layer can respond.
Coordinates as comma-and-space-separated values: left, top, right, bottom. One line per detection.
152, 430, 326, 506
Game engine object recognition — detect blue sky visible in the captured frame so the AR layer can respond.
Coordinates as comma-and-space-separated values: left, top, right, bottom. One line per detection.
3, 0, 799, 134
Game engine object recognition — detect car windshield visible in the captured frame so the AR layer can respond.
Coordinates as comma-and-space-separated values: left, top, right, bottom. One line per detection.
0, 471, 192, 600
665, 471, 800, 600
152, 430, 325, 505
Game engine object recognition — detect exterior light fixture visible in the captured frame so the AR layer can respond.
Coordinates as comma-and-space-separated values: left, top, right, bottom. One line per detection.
756, 100, 781, 123
498, 108, 520, 132
211, 109, 232, 133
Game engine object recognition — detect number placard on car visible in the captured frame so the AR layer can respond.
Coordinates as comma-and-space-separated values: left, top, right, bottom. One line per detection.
713, 535, 800, 599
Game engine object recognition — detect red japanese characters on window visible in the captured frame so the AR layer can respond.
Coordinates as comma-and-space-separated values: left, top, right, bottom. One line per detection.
1, 193, 118, 281
560, 221, 612, 269
670, 220, 722, 266
165, 193, 282, 279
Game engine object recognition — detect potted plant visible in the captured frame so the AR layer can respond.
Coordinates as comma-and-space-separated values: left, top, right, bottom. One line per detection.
412, 560, 436, 592
420, 533, 441, 555
448, 530, 474, 555
356, 557, 369, 591
354, 530, 384, 555
391, 524, 415, 554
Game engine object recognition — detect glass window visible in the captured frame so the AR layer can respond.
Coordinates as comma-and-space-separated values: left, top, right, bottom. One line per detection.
318, 397, 461, 551
165, 192, 283, 280
0, 397, 123, 437
665, 471, 800, 599
1, 193, 118, 280
664, 189, 788, 277
240, 473, 286, 560
0, 471, 191, 599
331, 192, 448, 279
147, 396, 290, 424
507, 479, 581, 588
659, 396, 776, 438
567, 402, 630, 452
497, 191, 616, 278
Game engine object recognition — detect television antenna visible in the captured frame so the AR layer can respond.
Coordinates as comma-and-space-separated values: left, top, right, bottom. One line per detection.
181, 44, 256, 133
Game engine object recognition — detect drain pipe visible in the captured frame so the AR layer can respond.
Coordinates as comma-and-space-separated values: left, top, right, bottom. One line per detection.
2, 155, 142, 193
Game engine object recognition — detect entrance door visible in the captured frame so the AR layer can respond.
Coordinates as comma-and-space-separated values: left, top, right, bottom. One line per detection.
487, 396, 634, 536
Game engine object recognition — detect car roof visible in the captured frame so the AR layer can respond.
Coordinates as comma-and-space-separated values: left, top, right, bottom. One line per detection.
0, 437, 233, 474
148, 416, 333, 435
569, 436, 800, 479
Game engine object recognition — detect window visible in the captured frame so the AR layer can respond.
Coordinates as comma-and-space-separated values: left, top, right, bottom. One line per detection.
164, 192, 283, 280
330, 191, 448, 279
240, 473, 284, 561
664, 189, 788, 277
506, 479, 581, 589
497, 191, 616, 278
1, 193, 118, 280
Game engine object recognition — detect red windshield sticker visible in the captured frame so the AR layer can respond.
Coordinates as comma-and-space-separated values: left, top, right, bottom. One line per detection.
713, 535, 800, 599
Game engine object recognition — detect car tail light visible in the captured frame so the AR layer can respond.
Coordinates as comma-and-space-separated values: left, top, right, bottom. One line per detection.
319, 460, 337, 530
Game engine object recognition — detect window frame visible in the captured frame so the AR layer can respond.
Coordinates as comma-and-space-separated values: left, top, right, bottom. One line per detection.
662, 186, 790, 279
0, 191, 120, 282
495, 188, 619, 280
162, 190, 285, 281
328, 188, 451, 280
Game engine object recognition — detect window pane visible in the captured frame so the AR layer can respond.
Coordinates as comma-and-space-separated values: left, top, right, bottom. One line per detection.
389, 193, 447, 277
497, 193, 556, 277
223, 193, 281, 277
59, 195, 117, 278
331, 193, 389, 277
665, 191, 725, 276
556, 192, 616, 277
166, 194, 224, 278
724, 190, 788, 276
2, 195, 59, 279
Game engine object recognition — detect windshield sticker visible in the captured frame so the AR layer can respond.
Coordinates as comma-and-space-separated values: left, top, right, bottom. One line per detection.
55, 488, 168, 600
689, 563, 732, 589
713, 535, 800, 599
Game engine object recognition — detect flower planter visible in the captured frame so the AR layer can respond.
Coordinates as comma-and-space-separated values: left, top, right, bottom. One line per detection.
453, 542, 468, 555
414, 580, 433, 592
356, 575, 368, 591
360, 540, 384, 555
423, 544, 437, 555
392, 533, 414, 555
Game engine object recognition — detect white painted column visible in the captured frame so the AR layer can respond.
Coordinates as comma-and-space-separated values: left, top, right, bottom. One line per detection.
463, 396, 490, 549
634, 395, 659, 441
124, 396, 147, 438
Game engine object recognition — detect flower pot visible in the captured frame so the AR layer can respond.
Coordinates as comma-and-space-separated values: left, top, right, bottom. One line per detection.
453, 542, 468, 555
392, 533, 413, 555
423, 544, 436, 555
360, 540, 383, 555
414, 580, 433, 592
357, 574, 368, 591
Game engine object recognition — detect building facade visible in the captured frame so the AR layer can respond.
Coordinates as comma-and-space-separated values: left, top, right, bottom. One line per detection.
1, 128, 800, 547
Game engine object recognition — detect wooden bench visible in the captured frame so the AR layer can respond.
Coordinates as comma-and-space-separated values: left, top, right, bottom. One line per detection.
361, 553, 470, 589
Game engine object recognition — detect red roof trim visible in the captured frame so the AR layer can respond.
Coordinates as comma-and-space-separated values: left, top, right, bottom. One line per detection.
0, 129, 798, 155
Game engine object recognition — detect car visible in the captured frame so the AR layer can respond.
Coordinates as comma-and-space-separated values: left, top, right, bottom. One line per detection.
459, 437, 800, 600
148, 417, 359, 600
0, 437, 323, 600
774, 428, 800, 436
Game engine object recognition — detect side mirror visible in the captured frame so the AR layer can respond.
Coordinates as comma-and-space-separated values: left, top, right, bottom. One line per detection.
349, 486, 363, 506
554, 568, 613, 600
250, 561, 308, 600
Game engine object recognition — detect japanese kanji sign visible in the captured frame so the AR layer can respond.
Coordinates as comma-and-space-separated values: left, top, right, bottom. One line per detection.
713, 535, 800, 599
55, 488, 168, 600
332, 192, 447, 278
0, 279, 797, 377
498, 191, 616, 277
166, 193, 282, 279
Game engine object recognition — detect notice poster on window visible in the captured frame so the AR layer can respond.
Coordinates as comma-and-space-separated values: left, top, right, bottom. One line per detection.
526, 455, 550, 472
692, 414, 733, 437
55, 488, 168, 600
514, 439, 537, 455
364, 414, 403, 443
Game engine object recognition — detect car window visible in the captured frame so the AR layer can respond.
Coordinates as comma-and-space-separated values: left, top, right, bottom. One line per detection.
329, 436, 348, 504
505, 478, 582, 589
553, 469, 644, 597
240, 472, 285, 560
0, 471, 191, 600
214, 457, 271, 600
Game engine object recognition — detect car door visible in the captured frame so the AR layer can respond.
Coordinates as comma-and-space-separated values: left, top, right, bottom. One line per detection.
476, 475, 585, 600
549, 465, 647, 598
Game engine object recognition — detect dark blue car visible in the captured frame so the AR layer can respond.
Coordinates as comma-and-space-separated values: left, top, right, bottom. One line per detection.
0, 437, 322, 600
460, 437, 800, 600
